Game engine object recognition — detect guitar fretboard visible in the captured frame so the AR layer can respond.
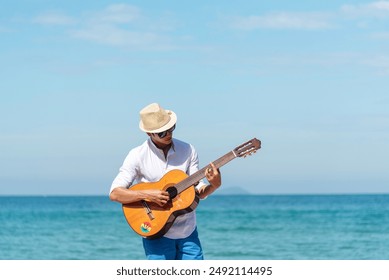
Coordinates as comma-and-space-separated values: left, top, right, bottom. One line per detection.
174, 150, 236, 194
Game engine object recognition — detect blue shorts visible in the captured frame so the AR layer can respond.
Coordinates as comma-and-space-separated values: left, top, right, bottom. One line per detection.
142, 228, 204, 260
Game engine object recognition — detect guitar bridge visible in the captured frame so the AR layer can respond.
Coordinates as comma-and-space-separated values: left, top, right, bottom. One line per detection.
141, 200, 155, 220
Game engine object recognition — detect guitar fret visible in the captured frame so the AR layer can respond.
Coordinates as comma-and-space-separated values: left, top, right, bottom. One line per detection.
175, 151, 236, 193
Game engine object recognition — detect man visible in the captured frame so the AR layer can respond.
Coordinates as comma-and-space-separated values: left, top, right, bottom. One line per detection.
109, 102, 222, 260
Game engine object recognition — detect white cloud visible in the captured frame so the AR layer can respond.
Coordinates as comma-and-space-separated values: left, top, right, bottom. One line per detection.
69, 24, 162, 48
87, 4, 141, 24
341, 1, 389, 18
31, 4, 178, 50
371, 0, 389, 10
33, 13, 76, 25
362, 54, 389, 75
227, 1, 389, 32
230, 12, 334, 30
371, 31, 389, 39
71, 5, 175, 49
0, 26, 13, 33
33, 4, 140, 27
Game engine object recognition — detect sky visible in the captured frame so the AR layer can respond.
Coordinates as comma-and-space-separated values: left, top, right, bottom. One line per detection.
1, 0, 389, 195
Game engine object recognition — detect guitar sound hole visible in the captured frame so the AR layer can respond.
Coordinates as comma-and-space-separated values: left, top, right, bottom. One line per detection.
166, 186, 178, 200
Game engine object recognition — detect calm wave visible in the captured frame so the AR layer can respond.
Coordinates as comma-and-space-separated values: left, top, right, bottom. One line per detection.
1, 195, 389, 260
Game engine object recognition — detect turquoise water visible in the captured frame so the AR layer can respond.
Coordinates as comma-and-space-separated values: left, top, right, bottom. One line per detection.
1, 195, 389, 260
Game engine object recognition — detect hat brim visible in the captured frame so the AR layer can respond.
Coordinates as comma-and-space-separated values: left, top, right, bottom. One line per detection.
139, 110, 177, 133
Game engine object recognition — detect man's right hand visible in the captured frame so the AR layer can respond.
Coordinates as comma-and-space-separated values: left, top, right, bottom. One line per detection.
145, 189, 170, 207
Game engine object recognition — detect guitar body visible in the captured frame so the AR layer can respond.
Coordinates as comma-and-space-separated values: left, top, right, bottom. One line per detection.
122, 169, 199, 239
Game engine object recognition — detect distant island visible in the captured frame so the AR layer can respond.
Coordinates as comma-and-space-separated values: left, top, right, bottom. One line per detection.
215, 186, 251, 195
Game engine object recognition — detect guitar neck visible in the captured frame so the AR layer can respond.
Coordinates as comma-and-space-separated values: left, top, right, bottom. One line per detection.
175, 150, 237, 194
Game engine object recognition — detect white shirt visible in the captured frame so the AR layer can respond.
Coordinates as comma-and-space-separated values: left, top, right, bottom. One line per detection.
110, 138, 206, 239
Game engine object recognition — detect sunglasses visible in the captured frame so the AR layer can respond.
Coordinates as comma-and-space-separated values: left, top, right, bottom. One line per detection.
155, 125, 176, 138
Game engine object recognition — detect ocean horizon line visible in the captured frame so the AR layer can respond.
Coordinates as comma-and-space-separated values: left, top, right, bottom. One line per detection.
1, 192, 389, 197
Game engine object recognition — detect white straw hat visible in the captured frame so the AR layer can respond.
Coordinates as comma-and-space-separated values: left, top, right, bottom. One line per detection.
139, 103, 177, 133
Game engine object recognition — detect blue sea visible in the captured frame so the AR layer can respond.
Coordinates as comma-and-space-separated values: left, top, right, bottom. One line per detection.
1, 194, 389, 260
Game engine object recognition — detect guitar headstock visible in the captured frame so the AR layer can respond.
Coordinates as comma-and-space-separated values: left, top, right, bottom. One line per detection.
233, 138, 261, 158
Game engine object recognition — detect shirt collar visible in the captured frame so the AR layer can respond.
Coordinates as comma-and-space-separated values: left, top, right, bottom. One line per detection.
147, 138, 176, 156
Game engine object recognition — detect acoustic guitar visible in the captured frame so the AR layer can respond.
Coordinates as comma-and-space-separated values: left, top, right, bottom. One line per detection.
122, 137, 261, 239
